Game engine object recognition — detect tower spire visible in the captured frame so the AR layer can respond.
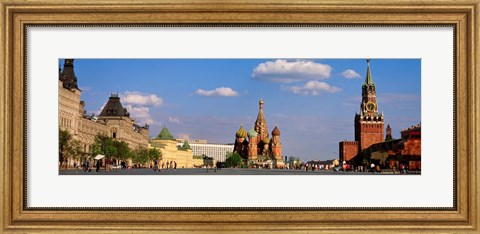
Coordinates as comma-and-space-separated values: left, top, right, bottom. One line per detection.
365, 59, 373, 85
59, 59, 80, 90
255, 97, 268, 140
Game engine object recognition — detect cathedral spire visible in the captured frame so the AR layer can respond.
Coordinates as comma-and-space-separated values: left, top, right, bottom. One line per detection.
256, 98, 265, 123
255, 98, 267, 138
365, 59, 373, 85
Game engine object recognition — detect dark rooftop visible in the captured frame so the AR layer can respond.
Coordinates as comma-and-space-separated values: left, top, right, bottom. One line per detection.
98, 94, 130, 117
59, 59, 80, 91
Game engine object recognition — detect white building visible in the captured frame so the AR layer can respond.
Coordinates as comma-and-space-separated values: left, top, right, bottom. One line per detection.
176, 140, 234, 162
176, 138, 208, 144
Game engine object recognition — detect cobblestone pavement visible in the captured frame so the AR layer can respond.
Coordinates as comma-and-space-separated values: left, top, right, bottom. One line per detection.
59, 168, 414, 175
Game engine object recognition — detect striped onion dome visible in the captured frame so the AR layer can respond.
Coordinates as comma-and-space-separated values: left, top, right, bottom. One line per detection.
236, 125, 248, 138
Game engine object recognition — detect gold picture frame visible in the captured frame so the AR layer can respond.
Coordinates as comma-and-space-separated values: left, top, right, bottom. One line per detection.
1, 0, 479, 232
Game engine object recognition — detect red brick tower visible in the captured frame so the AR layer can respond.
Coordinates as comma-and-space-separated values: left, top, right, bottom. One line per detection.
385, 124, 393, 141
354, 59, 384, 151
247, 127, 258, 160
271, 126, 283, 161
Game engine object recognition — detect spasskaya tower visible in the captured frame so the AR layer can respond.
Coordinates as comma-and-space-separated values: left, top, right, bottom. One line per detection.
354, 59, 384, 150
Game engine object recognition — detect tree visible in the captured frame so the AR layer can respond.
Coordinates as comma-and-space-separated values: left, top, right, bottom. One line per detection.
112, 140, 130, 161
385, 135, 393, 141
59, 128, 72, 163
287, 156, 302, 169
92, 134, 113, 156
225, 152, 242, 168
287, 156, 299, 164
59, 128, 82, 168
148, 147, 162, 161
132, 146, 149, 165
104, 144, 118, 159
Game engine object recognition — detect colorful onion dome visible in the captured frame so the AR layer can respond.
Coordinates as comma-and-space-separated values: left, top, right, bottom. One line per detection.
272, 126, 281, 136
236, 125, 248, 138
247, 127, 258, 138
262, 137, 270, 144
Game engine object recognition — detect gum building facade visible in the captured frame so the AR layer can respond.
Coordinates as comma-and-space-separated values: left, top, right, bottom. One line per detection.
59, 59, 149, 163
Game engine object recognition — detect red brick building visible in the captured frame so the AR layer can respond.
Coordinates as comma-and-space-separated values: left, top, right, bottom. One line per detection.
385, 124, 421, 170
339, 60, 385, 162
339, 141, 358, 162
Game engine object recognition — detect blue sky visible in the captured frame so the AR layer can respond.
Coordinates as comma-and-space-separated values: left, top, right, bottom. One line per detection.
62, 59, 421, 161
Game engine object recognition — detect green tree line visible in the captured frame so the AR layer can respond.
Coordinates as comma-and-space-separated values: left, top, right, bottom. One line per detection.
59, 128, 161, 167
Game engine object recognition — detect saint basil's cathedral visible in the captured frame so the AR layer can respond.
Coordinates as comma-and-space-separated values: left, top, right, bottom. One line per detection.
233, 98, 284, 167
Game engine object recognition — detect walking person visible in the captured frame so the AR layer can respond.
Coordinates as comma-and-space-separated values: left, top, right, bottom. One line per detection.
82, 159, 87, 172
96, 159, 101, 172
153, 159, 159, 172
174, 161, 177, 170
106, 158, 110, 172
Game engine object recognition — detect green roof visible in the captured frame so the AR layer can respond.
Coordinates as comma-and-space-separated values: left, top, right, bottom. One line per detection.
182, 141, 191, 150
365, 60, 373, 85
157, 127, 174, 140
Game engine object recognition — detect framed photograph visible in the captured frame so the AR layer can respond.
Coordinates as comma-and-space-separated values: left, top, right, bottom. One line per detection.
1, 0, 478, 232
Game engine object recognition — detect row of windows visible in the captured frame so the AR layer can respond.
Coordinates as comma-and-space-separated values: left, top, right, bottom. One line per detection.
80, 122, 107, 135
59, 110, 75, 117
409, 134, 421, 139
59, 91, 79, 100
60, 117, 72, 128
363, 124, 382, 128
403, 133, 421, 139
188, 145, 234, 162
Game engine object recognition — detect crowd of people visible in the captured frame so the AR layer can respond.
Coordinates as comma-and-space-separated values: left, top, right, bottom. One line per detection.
79, 158, 177, 173
73, 158, 414, 174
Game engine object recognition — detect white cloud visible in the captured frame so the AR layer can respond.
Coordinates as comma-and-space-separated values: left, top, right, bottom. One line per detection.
341, 69, 361, 79
79, 86, 92, 92
168, 117, 181, 124
96, 101, 108, 115
194, 87, 239, 97
122, 91, 163, 106
125, 105, 159, 126
284, 81, 341, 96
252, 59, 332, 83
177, 133, 190, 140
